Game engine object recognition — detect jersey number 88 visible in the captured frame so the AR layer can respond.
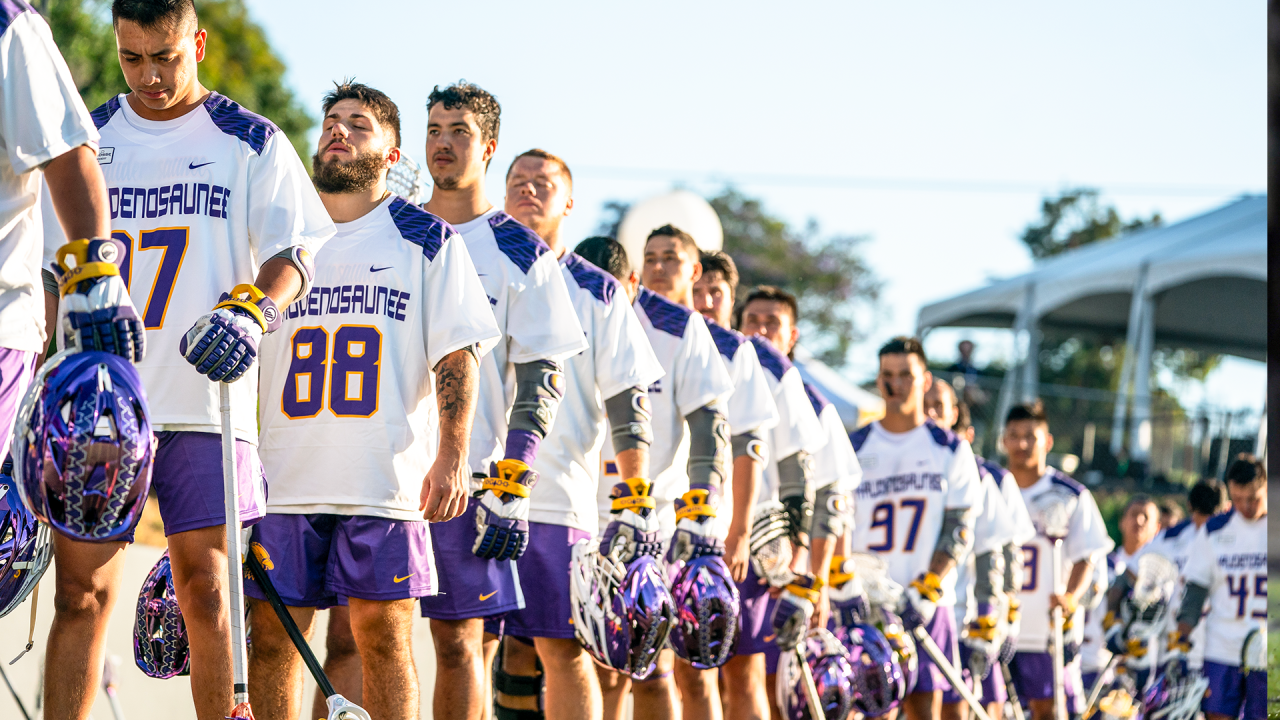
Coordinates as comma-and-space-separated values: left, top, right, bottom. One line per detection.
283, 325, 382, 418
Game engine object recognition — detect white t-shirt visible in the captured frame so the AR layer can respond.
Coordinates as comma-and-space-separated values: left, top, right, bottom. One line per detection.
528, 252, 663, 532
257, 197, 500, 520
48, 93, 335, 439
804, 383, 862, 496
450, 208, 587, 478
0, 7, 98, 352
953, 460, 1025, 622
848, 419, 982, 605
1181, 510, 1266, 666
751, 336, 825, 507
596, 287, 733, 535
1015, 469, 1114, 652
1133, 519, 1206, 667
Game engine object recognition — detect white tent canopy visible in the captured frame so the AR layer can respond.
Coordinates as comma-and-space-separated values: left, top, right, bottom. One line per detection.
916, 194, 1265, 462
792, 344, 885, 430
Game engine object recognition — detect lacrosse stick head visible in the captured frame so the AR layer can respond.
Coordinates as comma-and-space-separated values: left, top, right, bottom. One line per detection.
0, 460, 51, 618
1130, 554, 1178, 615
749, 501, 794, 587
844, 552, 904, 610
133, 550, 190, 678
1241, 626, 1265, 673
838, 623, 907, 717
669, 554, 740, 669
776, 628, 856, 720
1027, 484, 1078, 541
326, 693, 373, 720
1142, 670, 1208, 720
385, 154, 425, 205
14, 351, 154, 543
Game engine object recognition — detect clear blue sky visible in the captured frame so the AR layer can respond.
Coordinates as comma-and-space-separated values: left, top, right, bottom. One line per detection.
245, 0, 1265, 410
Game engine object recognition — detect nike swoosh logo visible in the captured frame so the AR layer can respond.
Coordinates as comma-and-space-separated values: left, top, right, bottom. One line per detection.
370, 265, 393, 273
479, 591, 498, 601
394, 574, 413, 584
762, 634, 777, 643
189, 161, 215, 169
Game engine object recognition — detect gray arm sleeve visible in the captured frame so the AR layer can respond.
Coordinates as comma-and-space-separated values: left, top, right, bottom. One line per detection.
604, 387, 652, 452
730, 430, 765, 460
1177, 581, 1211, 630
810, 483, 850, 540
509, 360, 565, 439
41, 269, 58, 296
777, 452, 813, 504
935, 507, 977, 562
1105, 569, 1135, 615
685, 405, 730, 491
974, 550, 1005, 607
1004, 542, 1024, 593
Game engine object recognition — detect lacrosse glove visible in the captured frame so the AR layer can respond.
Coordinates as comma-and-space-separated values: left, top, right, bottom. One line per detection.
964, 603, 1002, 680
667, 485, 724, 564
599, 477, 662, 563
180, 284, 281, 382
53, 238, 145, 362
901, 571, 943, 630
772, 573, 822, 650
473, 459, 539, 561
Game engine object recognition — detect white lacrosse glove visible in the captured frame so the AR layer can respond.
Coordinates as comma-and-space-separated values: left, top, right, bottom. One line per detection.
771, 573, 821, 650
599, 478, 663, 563
900, 571, 943, 630
666, 485, 724, 564
472, 459, 539, 561
180, 284, 280, 383
53, 238, 145, 362
963, 603, 1003, 680
826, 557, 871, 627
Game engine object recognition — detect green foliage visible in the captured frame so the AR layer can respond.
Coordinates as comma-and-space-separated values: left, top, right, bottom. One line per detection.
37, 0, 314, 161
1020, 188, 1162, 260
709, 187, 880, 368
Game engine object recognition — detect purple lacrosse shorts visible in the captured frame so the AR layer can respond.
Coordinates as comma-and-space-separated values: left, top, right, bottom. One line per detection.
1009, 651, 1081, 712
910, 605, 960, 695
243, 513, 435, 606
420, 497, 522, 620
491, 522, 591, 639
0, 348, 34, 461
943, 643, 1008, 705
144, 431, 266, 539
734, 566, 779, 656
1202, 661, 1266, 720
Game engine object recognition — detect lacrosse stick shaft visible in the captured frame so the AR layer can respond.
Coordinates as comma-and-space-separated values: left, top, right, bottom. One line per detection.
220, 383, 251, 710
1049, 540, 1066, 720
0, 663, 31, 720
103, 655, 126, 720
244, 549, 336, 697
1081, 654, 1119, 720
911, 626, 993, 720
795, 646, 825, 720
1000, 660, 1026, 720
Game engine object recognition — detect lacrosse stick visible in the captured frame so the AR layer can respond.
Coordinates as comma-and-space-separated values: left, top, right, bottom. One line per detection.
1081, 655, 1120, 719
244, 547, 371, 720
911, 626, 993, 720
794, 645, 825, 720
0, 662, 30, 720
220, 383, 254, 719
1000, 660, 1026, 720
386, 154, 426, 205
1029, 487, 1077, 720
102, 654, 125, 720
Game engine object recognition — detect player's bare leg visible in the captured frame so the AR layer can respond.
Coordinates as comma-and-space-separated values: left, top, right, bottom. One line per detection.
598, 666, 632, 720
431, 617, 488, 720
904, 690, 942, 720
484, 632, 502, 709
313, 607, 363, 720
1027, 698, 1055, 720
766, 673, 781, 720
44, 535, 126, 720
673, 660, 721, 720
498, 638, 542, 713
246, 598, 317, 717
631, 649, 678, 720
941, 700, 965, 720
721, 654, 768, 720
168, 525, 237, 719
534, 637, 602, 720
349, 597, 418, 720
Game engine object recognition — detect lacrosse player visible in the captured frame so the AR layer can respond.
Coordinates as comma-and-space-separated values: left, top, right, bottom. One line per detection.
925, 380, 1032, 720
1002, 402, 1113, 720
1078, 496, 1158, 692
240, 82, 499, 720
39, 1, 334, 716
690, 254, 784, 720
845, 337, 981, 720
1169, 455, 1266, 720
591, 225, 734, 720
408, 82, 586, 720
486, 150, 663, 720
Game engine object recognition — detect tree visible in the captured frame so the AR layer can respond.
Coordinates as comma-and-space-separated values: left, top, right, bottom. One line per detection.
35, 0, 314, 161
1020, 188, 1161, 259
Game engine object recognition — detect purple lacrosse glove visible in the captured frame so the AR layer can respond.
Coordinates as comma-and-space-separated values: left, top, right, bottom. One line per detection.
179, 284, 280, 383
667, 485, 724, 564
600, 478, 662, 563
771, 573, 821, 650
53, 237, 145, 362
473, 459, 538, 561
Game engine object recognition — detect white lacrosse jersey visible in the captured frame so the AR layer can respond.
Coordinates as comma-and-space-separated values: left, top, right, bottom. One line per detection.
257, 197, 500, 520
848, 419, 982, 605
449, 208, 587, 479
804, 383, 862, 497
1134, 519, 1206, 667
0, 3, 98, 352
752, 336, 825, 507
987, 458, 1036, 548
953, 460, 1026, 622
528, 252, 663, 532
706, 320, 777, 438
51, 93, 335, 440
596, 287, 733, 535
1181, 510, 1266, 666
1080, 548, 1136, 674
1015, 469, 1114, 652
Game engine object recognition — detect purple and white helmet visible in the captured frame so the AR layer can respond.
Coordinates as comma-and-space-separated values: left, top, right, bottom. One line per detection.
569, 539, 675, 679
777, 628, 856, 720
13, 351, 153, 542
837, 623, 908, 718
134, 550, 189, 678
0, 459, 52, 618
669, 554, 740, 669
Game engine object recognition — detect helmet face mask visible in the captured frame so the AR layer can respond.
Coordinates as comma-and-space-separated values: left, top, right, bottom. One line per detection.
836, 623, 908, 718
777, 629, 856, 720
0, 466, 52, 618
570, 540, 675, 680
669, 555, 740, 670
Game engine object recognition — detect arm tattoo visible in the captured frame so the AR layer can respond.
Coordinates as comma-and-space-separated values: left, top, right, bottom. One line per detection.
436, 347, 477, 420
